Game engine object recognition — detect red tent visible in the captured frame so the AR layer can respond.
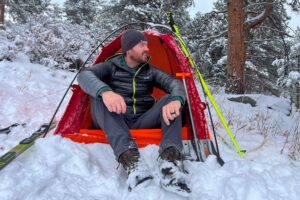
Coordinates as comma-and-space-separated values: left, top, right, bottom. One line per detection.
54, 30, 216, 161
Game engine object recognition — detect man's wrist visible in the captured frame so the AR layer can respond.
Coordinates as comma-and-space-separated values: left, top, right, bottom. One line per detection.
170, 96, 184, 106
97, 86, 113, 98
100, 90, 112, 97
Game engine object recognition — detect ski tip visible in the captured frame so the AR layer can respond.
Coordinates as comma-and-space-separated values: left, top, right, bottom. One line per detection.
128, 175, 154, 192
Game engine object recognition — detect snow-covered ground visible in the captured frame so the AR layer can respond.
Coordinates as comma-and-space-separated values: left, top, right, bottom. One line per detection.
0, 58, 300, 200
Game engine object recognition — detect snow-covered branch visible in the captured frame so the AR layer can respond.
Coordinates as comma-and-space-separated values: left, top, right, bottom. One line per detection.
195, 30, 227, 42
254, 26, 293, 37
207, 10, 227, 15
244, 0, 273, 31
288, 0, 300, 11
243, 2, 276, 10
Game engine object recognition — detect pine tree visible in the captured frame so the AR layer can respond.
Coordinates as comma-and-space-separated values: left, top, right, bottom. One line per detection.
186, 0, 295, 96
276, 27, 300, 109
63, 0, 98, 27
226, 0, 274, 94
6, 0, 51, 24
185, 2, 228, 86
96, 0, 193, 34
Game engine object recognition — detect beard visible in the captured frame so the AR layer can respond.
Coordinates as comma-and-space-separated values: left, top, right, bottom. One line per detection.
129, 51, 148, 64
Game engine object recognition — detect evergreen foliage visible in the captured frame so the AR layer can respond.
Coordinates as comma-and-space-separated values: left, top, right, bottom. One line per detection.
276, 27, 300, 108
6, 0, 51, 23
63, 0, 98, 27
185, 8, 228, 86
96, 0, 193, 35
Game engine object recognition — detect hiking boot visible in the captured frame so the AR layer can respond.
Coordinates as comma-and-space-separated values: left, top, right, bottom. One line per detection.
160, 146, 181, 163
158, 146, 191, 196
118, 148, 140, 175
118, 149, 153, 191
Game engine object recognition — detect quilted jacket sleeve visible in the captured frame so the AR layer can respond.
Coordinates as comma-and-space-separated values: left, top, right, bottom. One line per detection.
77, 62, 112, 98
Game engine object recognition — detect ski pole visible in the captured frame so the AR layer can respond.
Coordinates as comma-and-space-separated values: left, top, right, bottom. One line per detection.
167, 12, 244, 157
176, 73, 202, 161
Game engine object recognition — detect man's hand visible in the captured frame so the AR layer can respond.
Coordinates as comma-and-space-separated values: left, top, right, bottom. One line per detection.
162, 100, 181, 126
101, 91, 126, 114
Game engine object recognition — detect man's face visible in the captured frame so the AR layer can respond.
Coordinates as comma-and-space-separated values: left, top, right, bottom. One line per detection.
128, 41, 149, 65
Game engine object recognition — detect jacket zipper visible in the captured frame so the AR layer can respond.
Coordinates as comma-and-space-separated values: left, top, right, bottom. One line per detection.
132, 62, 147, 114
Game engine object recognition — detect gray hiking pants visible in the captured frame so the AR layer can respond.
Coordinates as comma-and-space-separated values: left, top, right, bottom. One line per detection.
90, 94, 183, 160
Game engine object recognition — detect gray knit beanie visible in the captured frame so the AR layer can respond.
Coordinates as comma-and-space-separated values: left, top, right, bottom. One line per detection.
121, 29, 147, 53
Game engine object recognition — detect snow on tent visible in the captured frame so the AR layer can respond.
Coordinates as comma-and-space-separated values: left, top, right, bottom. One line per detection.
54, 30, 222, 163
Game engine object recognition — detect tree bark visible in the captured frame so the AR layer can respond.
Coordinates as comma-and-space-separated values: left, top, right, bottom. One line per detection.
0, 0, 5, 25
0, 0, 5, 24
226, 0, 245, 94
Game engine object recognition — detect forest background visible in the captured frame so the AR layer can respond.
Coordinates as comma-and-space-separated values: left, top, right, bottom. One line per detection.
0, 0, 300, 111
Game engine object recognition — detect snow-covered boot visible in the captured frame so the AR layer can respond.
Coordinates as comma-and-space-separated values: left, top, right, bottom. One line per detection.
118, 148, 153, 191
158, 146, 191, 196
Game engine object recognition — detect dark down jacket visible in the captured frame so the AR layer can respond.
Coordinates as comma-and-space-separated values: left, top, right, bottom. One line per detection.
77, 54, 186, 115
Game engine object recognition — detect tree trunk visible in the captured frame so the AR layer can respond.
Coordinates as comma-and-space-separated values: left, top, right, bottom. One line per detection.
0, 0, 4, 24
226, 0, 245, 94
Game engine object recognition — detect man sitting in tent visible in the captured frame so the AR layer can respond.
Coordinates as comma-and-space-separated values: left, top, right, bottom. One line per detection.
78, 29, 190, 194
